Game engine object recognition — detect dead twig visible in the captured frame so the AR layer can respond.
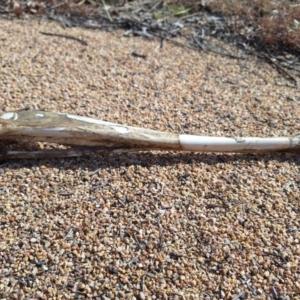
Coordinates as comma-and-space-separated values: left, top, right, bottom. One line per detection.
258, 52, 297, 87
40, 31, 88, 46
232, 291, 245, 300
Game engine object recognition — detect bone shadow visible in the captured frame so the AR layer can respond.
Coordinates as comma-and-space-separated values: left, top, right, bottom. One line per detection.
2, 150, 300, 172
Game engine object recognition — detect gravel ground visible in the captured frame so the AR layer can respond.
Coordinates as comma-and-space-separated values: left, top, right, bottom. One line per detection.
0, 19, 300, 299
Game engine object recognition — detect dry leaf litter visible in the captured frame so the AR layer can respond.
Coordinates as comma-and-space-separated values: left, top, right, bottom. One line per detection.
0, 19, 300, 299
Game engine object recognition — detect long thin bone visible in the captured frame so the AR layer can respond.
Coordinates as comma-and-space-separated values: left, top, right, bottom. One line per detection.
0, 110, 299, 159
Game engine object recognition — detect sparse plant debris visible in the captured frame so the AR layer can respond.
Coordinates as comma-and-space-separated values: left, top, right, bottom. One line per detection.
232, 291, 245, 300
2, 0, 300, 86
201, 0, 300, 53
40, 31, 88, 45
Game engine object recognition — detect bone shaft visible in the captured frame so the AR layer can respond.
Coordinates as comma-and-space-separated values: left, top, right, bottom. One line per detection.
1, 110, 299, 154
179, 135, 300, 153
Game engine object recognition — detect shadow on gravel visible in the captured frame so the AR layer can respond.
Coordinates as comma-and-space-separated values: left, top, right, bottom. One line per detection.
2, 151, 300, 171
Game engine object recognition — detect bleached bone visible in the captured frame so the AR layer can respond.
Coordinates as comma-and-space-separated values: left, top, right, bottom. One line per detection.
0, 110, 299, 159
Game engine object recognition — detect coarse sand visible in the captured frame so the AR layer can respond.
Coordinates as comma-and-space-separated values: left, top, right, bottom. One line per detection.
0, 19, 300, 299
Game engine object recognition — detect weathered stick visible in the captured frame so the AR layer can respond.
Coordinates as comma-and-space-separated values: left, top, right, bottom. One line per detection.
0, 110, 299, 159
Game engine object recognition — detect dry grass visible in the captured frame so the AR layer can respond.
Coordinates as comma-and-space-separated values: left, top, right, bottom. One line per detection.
170, 0, 300, 54
5, 0, 300, 54
256, 4, 300, 53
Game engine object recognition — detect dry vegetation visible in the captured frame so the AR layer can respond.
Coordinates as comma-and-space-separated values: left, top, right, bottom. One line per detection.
5, 0, 300, 55
168, 0, 300, 54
